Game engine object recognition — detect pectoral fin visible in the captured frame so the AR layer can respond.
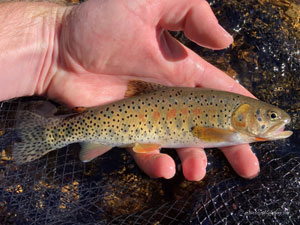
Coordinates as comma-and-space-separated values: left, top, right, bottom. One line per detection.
191, 126, 236, 142
80, 143, 113, 162
132, 143, 162, 153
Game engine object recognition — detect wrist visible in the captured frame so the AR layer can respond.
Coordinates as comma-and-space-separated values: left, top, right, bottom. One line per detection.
0, 2, 70, 101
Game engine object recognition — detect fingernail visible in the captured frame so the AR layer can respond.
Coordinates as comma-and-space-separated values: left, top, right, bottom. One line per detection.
150, 154, 161, 160
218, 24, 233, 44
242, 170, 260, 180
150, 154, 175, 179
163, 165, 175, 179
240, 161, 260, 179
189, 168, 206, 181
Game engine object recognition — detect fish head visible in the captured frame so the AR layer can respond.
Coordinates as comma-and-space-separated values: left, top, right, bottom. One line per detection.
231, 102, 293, 141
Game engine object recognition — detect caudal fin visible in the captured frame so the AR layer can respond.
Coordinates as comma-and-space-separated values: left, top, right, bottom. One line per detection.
13, 111, 60, 164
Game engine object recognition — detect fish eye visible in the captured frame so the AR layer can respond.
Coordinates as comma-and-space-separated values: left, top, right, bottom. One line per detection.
268, 111, 278, 120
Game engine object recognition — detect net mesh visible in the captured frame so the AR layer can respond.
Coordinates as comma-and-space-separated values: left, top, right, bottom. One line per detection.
1, 0, 300, 224
1, 98, 299, 224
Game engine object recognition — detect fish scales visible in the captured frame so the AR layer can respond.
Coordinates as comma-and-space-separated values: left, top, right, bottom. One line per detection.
12, 81, 292, 164
54, 89, 238, 146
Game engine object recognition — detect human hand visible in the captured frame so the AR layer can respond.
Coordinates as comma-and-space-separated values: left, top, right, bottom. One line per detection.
0, 0, 260, 180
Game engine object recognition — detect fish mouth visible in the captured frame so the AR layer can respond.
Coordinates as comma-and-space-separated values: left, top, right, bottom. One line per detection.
261, 118, 293, 140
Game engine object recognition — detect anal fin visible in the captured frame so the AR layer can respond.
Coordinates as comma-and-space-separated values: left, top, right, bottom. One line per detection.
132, 143, 162, 153
192, 126, 236, 142
80, 143, 113, 162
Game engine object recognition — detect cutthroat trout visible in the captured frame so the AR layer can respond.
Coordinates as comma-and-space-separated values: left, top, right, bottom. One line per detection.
13, 81, 292, 164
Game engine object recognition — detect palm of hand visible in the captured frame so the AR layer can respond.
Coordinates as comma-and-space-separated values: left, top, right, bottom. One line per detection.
46, 0, 259, 180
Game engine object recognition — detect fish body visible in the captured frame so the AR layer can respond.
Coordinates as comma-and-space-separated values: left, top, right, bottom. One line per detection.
13, 81, 292, 164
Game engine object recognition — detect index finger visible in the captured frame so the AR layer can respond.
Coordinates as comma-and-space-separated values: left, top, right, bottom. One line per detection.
192, 52, 256, 98
156, 0, 255, 98
158, 32, 255, 98
159, 0, 233, 49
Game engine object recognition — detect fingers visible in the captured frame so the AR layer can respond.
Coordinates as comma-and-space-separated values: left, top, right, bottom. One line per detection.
47, 71, 129, 107
177, 147, 207, 181
190, 52, 256, 98
157, 0, 255, 98
157, 32, 255, 98
177, 145, 259, 180
160, 0, 233, 49
220, 144, 260, 179
129, 147, 208, 181
128, 148, 176, 179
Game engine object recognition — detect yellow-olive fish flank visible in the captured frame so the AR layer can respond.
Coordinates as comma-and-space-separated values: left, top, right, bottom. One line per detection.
13, 81, 293, 164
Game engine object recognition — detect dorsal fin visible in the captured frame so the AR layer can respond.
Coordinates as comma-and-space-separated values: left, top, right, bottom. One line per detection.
125, 80, 166, 97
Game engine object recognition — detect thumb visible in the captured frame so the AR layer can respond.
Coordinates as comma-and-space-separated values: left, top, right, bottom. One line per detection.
47, 72, 129, 107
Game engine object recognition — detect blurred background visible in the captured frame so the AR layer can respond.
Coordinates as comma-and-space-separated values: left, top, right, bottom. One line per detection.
0, 0, 299, 224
